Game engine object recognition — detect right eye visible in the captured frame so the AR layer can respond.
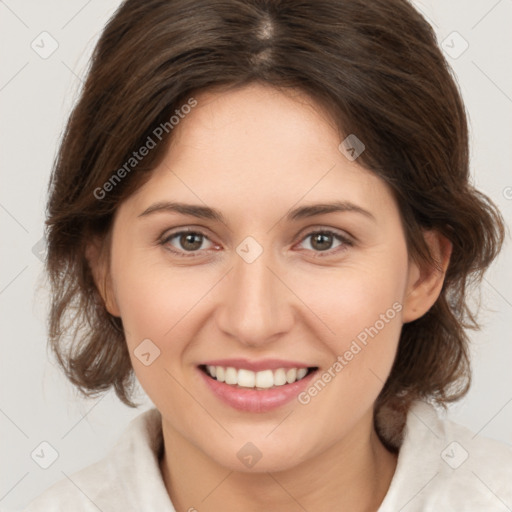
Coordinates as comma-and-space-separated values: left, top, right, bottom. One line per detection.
160, 229, 217, 257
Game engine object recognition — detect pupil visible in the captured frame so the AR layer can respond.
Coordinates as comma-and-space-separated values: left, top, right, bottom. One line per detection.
312, 233, 332, 251
181, 233, 202, 251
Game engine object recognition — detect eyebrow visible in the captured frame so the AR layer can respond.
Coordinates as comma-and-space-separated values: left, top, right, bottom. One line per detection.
138, 200, 376, 223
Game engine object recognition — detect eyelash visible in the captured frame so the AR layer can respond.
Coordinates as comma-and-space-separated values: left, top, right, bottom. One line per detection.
159, 228, 354, 259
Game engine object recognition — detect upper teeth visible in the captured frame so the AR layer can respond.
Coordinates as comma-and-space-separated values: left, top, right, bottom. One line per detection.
206, 366, 309, 389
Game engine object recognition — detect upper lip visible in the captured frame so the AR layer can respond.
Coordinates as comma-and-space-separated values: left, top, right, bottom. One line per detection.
199, 358, 315, 372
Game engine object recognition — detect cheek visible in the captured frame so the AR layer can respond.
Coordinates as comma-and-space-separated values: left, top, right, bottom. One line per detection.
110, 245, 219, 351
288, 249, 407, 413
110, 248, 217, 417
293, 257, 406, 351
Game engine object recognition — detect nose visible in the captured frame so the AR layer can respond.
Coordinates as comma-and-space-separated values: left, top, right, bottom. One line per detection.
215, 243, 295, 348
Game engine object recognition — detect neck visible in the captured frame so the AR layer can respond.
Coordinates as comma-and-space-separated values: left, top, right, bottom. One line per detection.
159, 409, 398, 512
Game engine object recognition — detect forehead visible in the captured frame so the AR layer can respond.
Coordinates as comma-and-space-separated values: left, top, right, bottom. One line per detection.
171, 82, 340, 157
118, 82, 397, 223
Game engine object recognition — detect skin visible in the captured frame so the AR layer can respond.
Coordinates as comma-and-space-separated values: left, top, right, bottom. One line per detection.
89, 82, 451, 512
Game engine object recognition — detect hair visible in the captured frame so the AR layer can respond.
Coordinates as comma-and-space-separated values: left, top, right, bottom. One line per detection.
44, 0, 505, 448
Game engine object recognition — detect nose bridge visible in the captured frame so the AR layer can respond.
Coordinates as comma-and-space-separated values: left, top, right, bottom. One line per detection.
216, 239, 293, 345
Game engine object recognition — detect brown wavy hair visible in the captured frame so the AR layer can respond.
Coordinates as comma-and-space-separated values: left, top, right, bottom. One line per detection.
44, 0, 504, 443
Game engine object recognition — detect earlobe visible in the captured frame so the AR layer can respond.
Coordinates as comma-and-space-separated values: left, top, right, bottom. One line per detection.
85, 237, 121, 318
402, 230, 452, 323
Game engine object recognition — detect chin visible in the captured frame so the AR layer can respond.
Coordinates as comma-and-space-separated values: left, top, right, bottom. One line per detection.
204, 437, 312, 474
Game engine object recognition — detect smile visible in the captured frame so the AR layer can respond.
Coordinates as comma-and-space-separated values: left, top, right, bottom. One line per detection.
201, 365, 315, 389
197, 361, 319, 413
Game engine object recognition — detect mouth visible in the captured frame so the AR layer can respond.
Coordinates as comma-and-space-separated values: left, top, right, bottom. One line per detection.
197, 362, 319, 413
198, 364, 318, 390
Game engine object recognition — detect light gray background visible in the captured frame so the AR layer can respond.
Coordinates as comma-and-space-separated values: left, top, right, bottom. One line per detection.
1, 1, 511, 510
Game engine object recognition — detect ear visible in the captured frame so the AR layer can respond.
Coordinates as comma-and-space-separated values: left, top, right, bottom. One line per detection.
402, 230, 452, 323
85, 235, 121, 317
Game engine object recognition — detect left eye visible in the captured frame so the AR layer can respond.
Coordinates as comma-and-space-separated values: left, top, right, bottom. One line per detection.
296, 231, 350, 253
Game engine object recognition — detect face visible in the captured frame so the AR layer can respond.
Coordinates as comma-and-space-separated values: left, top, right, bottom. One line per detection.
101, 82, 421, 472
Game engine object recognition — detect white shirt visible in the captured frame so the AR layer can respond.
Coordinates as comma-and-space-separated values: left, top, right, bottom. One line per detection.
23, 400, 512, 511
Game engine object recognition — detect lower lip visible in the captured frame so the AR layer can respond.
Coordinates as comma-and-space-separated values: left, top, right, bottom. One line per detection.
198, 367, 318, 413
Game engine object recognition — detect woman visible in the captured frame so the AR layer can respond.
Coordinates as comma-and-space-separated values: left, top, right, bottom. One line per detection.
24, 0, 512, 510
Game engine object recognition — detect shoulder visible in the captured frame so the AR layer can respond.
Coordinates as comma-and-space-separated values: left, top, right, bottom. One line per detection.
23, 408, 172, 512
379, 400, 512, 511
23, 457, 114, 512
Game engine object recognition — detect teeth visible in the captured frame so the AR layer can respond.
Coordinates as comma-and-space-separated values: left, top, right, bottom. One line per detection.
286, 368, 297, 383
297, 368, 308, 380
238, 369, 255, 388
255, 370, 274, 389
274, 368, 287, 386
225, 367, 237, 385
204, 365, 311, 388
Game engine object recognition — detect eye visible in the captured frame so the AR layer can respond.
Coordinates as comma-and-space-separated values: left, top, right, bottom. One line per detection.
296, 230, 353, 256
159, 227, 353, 258
161, 229, 216, 257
